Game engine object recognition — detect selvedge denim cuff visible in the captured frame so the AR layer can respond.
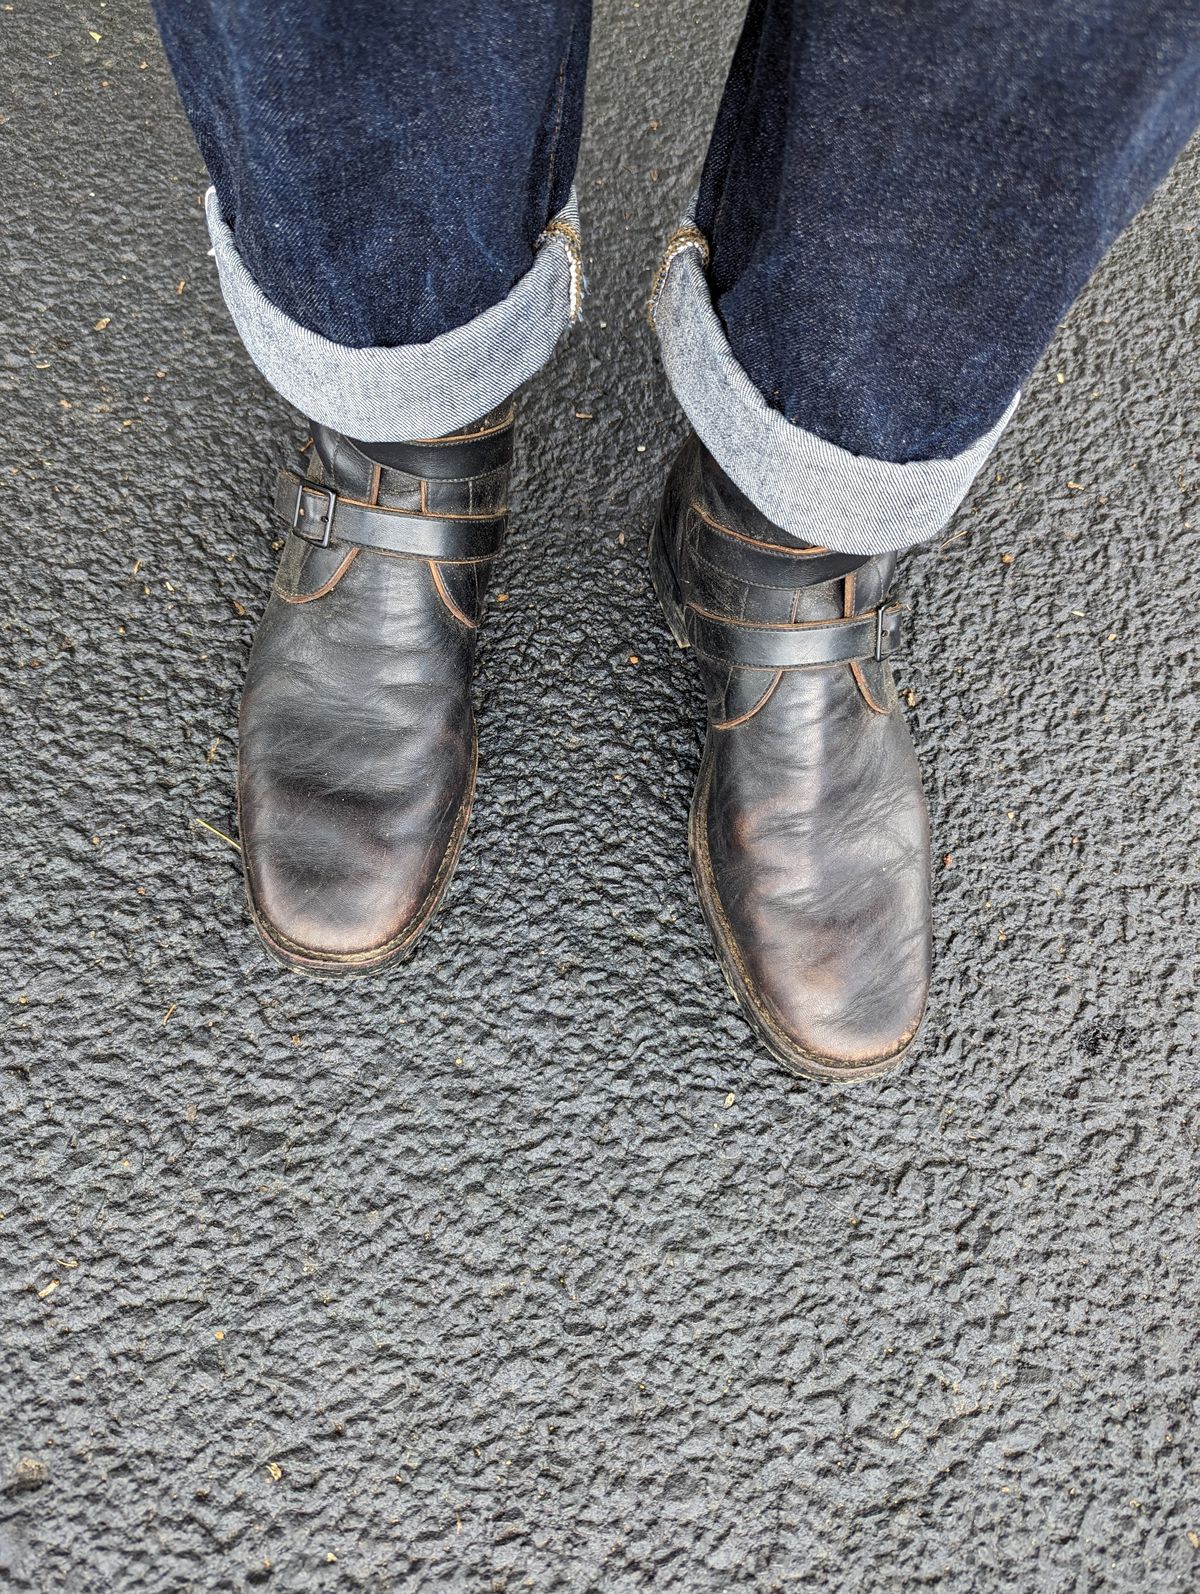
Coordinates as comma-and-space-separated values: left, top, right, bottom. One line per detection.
204, 187, 583, 440
649, 213, 1020, 556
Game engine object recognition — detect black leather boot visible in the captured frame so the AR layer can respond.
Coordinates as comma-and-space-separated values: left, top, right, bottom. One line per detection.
237, 405, 513, 974
650, 435, 931, 1079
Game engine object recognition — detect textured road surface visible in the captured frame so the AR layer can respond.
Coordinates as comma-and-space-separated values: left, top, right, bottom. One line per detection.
3, 3, 1199, 1590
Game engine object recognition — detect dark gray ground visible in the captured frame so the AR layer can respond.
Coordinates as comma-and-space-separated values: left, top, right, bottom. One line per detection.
3, 2, 1199, 1590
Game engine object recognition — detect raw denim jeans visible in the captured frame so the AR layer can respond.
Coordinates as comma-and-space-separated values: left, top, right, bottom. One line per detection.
151, 0, 1200, 553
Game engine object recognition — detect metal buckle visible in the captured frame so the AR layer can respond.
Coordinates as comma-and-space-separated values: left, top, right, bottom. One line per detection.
291, 483, 338, 549
872, 604, 904, 661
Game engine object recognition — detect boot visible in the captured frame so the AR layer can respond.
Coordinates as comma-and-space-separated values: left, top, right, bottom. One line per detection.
237, 405, 514, 975
649, 434, 931, 1079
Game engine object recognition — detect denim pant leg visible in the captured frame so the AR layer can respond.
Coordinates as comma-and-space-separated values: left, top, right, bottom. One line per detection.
151, 0, 592, 439
650, 0, 1200, 555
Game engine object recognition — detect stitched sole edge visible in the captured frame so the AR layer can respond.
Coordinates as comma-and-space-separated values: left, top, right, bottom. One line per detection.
239, 729, 479, 980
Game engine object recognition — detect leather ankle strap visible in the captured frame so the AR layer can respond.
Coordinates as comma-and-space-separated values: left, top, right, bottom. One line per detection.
274, 471, 506, 561
691, 503, 866, 589
346, 414, 515, 480
685, 603, 902, 668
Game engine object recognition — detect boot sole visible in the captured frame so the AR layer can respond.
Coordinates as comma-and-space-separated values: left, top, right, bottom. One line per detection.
239, 729, 479, 980
649, 513, 917, 1082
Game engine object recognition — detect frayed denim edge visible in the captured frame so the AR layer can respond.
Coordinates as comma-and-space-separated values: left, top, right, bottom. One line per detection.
204, 187, 582, 440
649, 212, 1020, 556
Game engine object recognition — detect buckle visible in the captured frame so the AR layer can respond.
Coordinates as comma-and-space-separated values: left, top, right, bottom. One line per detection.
290, 483, 338, 548
873, 604, 902, 662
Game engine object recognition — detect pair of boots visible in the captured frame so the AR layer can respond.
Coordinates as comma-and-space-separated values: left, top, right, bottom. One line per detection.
240, 410, 928, 1081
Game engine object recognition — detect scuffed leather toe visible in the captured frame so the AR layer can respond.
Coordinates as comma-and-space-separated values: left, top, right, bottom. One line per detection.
240, 746, 476, 971
696, 766, 929, 1075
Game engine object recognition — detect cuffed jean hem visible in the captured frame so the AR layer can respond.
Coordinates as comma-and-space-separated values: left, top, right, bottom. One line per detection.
648, 217, 1020, 556
204, 187, 584, 440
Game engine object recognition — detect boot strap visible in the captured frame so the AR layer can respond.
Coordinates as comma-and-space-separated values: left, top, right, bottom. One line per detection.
274, 471, 506, 561
344, 417, 515, 480
685, 603, 901, 668
691, 505, 866, 589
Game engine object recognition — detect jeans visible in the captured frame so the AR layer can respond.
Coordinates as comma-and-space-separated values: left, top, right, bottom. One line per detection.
151, 0, 1200, 552
699, 0, 1200, 461
152, 1, 591, 351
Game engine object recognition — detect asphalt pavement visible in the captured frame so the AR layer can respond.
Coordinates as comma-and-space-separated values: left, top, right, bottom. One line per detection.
2, 2, 1199, 1589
